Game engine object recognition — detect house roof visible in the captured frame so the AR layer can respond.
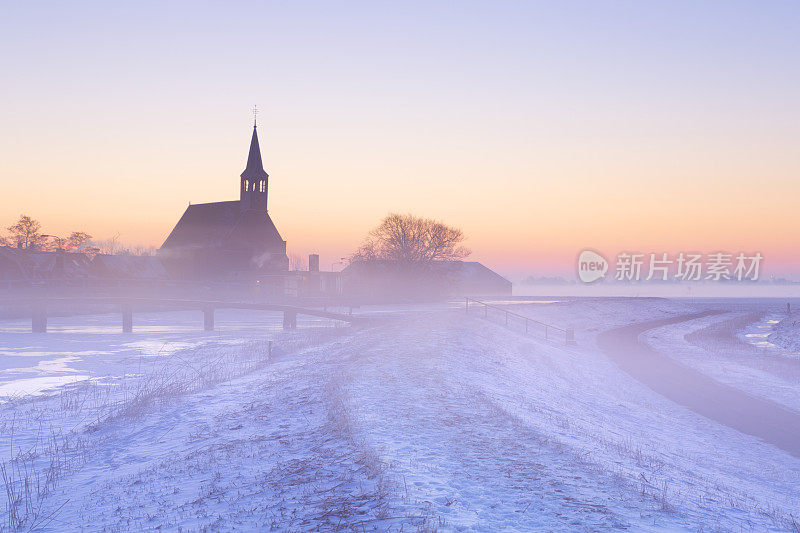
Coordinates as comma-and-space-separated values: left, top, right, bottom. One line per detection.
91, 254, 168, 279
0, 248, 26, 280
343, 260, 511, 287
449, 261, 512, 286
0, 248, 93, 280
160, 201, 284, 251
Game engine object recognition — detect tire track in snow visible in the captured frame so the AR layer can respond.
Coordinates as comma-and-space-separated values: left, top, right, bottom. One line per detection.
339, 313, 644, 530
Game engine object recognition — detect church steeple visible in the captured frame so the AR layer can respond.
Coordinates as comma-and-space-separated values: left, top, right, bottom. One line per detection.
240, 124, 269, 212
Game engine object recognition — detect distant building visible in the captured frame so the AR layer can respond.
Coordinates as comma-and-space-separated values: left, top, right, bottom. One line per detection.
0, 248, 26, 281
0, 247, 172, 286
293, 253, 341, 297
159, 123, 289, 279
342, 260, 512, 300
447, 261, 513, 295
0, 247, 93, 282
90, 254, 168, 280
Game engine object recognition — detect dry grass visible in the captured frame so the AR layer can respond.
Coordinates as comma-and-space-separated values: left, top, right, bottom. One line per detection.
0, 328, 347, 531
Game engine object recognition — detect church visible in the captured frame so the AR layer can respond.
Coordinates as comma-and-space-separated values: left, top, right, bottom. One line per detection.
159, 123, 289, 279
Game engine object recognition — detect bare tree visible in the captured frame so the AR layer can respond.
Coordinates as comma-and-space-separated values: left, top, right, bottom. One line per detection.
46, 235, 68, 251
288, 253, 308, 271
352, 213, 470, 264
66, 231, 92, 251
86, 234, 155, 256
124, 245, 156, 257
44, 231, 93, 252
90, 233, 123, 255
7, 215, 47, 249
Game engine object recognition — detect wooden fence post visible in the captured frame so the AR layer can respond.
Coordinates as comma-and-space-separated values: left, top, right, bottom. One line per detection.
283, 310, 297, 329
32, 305, 47, 333
203, 307, 215, 331
122, 306, 133, 333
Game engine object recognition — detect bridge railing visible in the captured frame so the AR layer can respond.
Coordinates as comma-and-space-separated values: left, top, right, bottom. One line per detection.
4, 297, 359, 334
465, 297, 575, 345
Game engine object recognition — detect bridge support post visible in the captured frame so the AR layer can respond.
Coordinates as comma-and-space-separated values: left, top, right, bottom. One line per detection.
122, 307, 133, 333
283, 310, 297, 330
565, 327, 575, 346
32, 306, 47, 333
204, 307, 214, 331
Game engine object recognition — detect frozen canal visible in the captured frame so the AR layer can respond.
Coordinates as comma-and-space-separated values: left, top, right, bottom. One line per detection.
0, 309, 343, 398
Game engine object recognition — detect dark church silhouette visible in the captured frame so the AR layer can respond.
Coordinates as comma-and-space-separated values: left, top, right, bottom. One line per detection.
159, 124, 289, 279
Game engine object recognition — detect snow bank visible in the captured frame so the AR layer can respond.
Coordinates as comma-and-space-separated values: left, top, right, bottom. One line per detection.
643, 312, 800, 414
770, 316, 800, 352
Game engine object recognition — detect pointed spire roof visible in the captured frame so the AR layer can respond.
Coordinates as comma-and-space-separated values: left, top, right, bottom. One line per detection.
241, 125, 269, 180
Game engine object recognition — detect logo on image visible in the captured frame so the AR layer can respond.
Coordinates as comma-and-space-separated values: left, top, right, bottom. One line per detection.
577, 250, 608, 283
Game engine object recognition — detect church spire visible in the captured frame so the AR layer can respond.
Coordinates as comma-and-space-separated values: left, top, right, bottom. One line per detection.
240, 122, 269, 212
241, 126, 269, 181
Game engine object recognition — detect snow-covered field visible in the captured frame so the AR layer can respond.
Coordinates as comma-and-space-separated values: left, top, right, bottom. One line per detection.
1, 299, 799, 531
770, 315, 800, 353
643, 311, 800, 413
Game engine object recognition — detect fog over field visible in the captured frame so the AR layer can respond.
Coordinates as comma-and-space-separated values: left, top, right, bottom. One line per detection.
1, 297, 798, 531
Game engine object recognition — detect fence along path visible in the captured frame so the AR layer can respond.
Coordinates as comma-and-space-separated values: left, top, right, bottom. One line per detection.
464, 297, 575, 345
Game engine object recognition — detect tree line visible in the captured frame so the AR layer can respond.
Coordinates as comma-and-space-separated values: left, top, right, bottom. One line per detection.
1, 212, 467, 262
0, 215, 154, 256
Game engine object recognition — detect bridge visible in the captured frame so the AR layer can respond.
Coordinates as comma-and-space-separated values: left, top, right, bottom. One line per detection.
1, 297, 360, 333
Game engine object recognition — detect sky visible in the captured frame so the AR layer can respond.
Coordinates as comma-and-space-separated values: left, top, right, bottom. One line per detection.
1, 1, 798, 279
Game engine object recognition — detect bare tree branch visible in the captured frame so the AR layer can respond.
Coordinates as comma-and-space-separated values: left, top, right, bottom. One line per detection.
351, 213, 470, 264
7, 215, 47, 249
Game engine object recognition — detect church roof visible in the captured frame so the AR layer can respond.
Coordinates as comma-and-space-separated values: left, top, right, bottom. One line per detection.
240, 126, 269, 180
160, 201, 284, 250
227, 208, 285, 248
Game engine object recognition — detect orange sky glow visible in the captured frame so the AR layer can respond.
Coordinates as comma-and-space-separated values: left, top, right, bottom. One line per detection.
1, 2, 798, 280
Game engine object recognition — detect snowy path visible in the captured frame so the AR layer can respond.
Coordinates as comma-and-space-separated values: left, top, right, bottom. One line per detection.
340, 317, 639, 530
598, 312, 800, 458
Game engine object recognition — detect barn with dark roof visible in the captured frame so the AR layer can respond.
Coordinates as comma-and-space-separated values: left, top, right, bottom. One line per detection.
159, 123, 289, 279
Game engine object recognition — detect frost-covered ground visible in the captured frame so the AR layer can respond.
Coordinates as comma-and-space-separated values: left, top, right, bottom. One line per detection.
642, 311, 800, 413
770, 315, 800, 352
1, 299, 799, 531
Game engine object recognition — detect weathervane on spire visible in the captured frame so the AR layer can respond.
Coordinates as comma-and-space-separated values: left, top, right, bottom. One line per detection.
252, 105, 259, 128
